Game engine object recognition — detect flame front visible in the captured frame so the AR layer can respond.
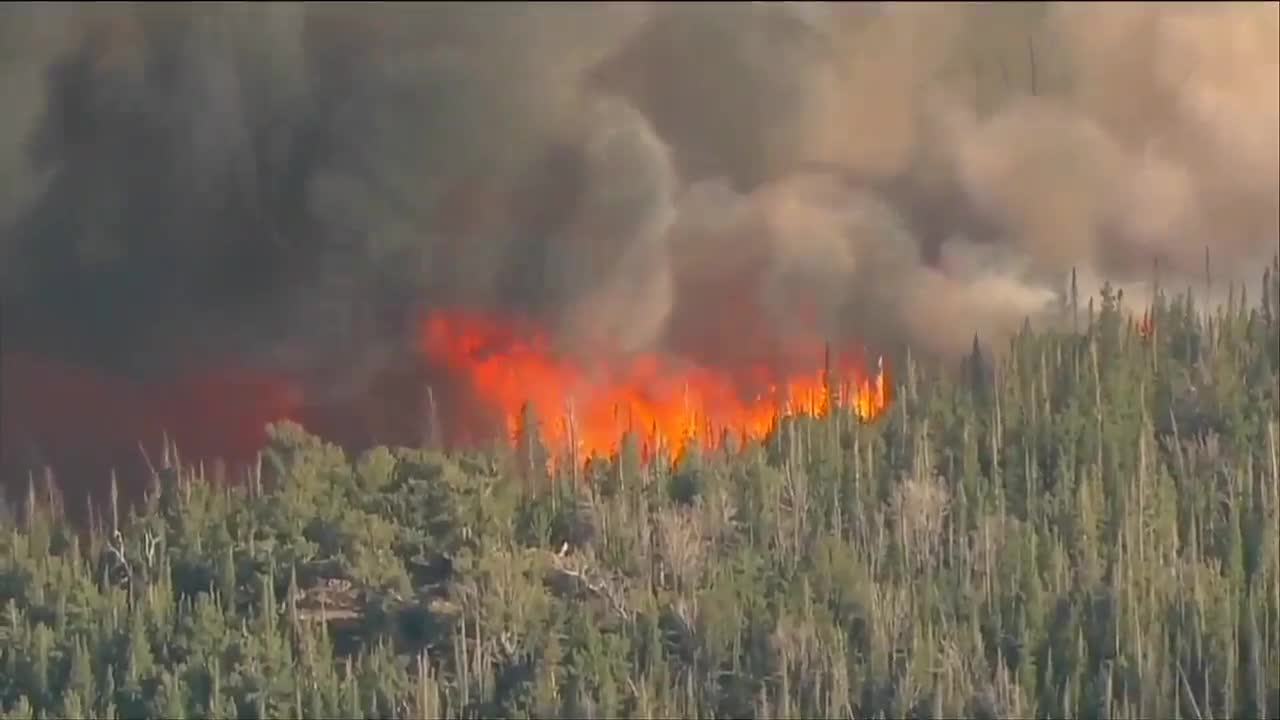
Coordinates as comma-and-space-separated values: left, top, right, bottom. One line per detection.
418, 309, 891, 465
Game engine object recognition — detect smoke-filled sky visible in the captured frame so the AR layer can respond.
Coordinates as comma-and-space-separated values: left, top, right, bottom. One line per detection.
1, 1, 1277, 382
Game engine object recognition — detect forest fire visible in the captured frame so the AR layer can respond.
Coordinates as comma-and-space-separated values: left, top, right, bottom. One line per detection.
1138, 308, 1155, 341
1, 352, 304, 499
418, 309, 891, 464
1, 307, 891, 502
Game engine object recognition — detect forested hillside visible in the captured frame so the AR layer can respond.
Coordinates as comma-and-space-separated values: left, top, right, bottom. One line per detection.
2, 267, 1279, 719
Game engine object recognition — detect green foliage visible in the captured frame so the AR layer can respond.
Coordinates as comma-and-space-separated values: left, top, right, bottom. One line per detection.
1, 279, 1278, 718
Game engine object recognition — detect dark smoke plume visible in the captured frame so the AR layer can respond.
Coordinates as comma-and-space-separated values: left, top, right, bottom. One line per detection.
1, 2, 1277, 495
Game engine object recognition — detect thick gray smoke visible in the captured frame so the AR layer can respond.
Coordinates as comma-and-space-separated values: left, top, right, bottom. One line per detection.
1, 2, 1276, 385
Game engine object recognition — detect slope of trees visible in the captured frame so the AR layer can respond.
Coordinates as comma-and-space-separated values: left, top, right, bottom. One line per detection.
1, 260, 1278, 719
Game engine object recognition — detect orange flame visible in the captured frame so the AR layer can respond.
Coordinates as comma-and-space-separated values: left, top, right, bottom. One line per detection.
417, 309, 891, 465
1138, 308, 1155, 341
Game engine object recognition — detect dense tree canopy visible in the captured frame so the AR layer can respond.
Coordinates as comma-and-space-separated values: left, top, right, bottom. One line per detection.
1, 261, 1279, 719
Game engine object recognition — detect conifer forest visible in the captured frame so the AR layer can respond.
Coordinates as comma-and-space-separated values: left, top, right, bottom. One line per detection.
1, 3, 1279, 719
0, 270, 1277, 719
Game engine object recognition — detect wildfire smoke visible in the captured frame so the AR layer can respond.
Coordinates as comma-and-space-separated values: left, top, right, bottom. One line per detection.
0, 2, 1274, 504
0, 351, 305, 501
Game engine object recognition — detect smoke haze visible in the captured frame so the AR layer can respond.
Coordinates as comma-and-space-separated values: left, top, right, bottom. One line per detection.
1, 2, 1277, 459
